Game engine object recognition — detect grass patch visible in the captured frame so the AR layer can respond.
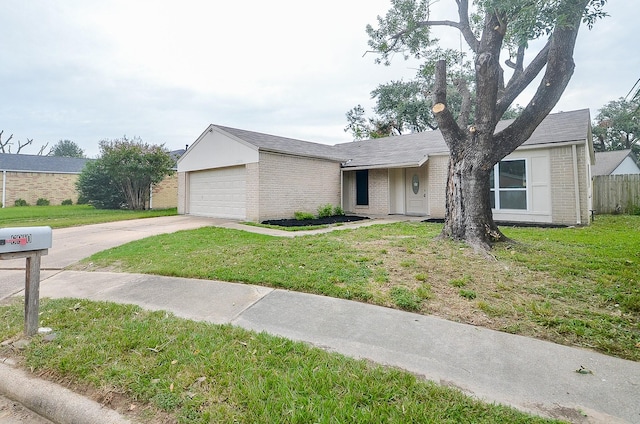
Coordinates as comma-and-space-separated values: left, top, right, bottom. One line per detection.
0, 299, 557, 423
0, 205, 177, 228
79, 216, 640, 361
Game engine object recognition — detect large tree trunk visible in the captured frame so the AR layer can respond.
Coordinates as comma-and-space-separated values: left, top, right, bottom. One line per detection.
439, 142, 506, 251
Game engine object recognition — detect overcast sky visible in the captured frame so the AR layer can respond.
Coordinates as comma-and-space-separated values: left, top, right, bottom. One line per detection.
1, 1, 637, 158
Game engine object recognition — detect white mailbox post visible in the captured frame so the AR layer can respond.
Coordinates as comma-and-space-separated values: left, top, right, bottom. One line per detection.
0, 227, 52, 336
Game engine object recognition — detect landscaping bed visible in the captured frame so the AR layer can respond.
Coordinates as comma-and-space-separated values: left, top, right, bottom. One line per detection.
262, 215, 369, 227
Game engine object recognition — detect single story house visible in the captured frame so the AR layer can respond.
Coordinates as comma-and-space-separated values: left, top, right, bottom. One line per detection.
592, 149, 640, 176
0, 153, 89, 207
177, 109, 594, 226
1, 151, 182, 209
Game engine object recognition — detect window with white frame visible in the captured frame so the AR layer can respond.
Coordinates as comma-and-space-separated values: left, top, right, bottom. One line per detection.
490, 159, 527, 210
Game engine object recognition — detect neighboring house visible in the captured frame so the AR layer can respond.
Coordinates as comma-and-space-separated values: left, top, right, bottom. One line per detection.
177, 109, 594, 226
592, 149, 640, 176
1, 150, 182, 209
0, 153, 89, 207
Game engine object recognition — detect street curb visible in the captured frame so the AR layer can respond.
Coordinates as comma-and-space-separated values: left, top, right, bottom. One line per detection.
0, 360, 132, 424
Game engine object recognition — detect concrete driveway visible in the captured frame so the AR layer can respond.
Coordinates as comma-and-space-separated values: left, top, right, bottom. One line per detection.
0, 215, 224, 300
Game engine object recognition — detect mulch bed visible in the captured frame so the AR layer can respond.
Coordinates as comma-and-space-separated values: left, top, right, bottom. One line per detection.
262, 215, 369, 227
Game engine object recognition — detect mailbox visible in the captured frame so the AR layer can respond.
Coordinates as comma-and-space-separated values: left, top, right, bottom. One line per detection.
0, 226, 52, 253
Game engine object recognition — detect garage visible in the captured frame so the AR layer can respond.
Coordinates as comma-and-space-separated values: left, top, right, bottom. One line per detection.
188, 166, 246, 219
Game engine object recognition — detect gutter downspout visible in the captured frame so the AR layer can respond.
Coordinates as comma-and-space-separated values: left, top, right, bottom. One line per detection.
2, 170, 5, 208
572, 144, 581, 225
149, 183, 153, 210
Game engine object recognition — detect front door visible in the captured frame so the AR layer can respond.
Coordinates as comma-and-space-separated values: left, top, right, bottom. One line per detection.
405, 167, 427, 215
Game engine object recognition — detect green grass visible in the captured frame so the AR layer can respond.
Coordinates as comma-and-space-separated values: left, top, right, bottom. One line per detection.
0, 299, 558, 424
0, 205, 177, 228
80, 216, 640, 361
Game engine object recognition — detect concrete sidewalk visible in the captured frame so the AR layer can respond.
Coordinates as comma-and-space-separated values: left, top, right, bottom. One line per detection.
23, 270, 640, 423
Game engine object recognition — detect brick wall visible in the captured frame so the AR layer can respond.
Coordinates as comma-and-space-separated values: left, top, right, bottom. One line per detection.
177, 172, 187, 214
151, 173, 178, 209
549, 144, 589, 225
245, 162, 260, 221
2, 172, 80, 207
342, 168, 389, 216
257, 152, 341, 221
427, 155, 449, 218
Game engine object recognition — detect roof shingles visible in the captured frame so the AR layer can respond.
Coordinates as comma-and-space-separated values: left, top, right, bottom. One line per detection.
0, 153, 90, 173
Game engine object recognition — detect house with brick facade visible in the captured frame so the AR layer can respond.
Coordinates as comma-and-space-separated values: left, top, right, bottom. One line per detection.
1, 152, 181, 209
0, 153, 89, 207
177, 108, 595, 226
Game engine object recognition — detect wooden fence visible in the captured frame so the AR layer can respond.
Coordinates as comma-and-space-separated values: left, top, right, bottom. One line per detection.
592, 174, 640, 214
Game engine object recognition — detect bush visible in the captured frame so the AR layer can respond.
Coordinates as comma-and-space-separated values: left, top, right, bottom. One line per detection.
36, 198, 50, 206
333, 205, 345, 216
317, 204, 334, 218
294, 211, 315, 221
14, 199, 28, 207
61, 199, 74, 206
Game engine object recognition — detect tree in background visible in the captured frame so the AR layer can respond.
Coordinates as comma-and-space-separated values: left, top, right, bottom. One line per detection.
366, 0, 606, 250
76, 137, 174, 210
593, 98, 639, 155
346, 51, 473, 140
0, 130, 33, 153
49, 139, 85, 158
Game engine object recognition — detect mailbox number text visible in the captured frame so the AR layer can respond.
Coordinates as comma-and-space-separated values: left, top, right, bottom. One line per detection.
0, 233, 32, 246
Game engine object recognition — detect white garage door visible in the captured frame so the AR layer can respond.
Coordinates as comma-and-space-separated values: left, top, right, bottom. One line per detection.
188, 166, 246, 219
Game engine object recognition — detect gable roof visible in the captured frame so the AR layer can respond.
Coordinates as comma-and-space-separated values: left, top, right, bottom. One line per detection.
336, 108, 591, 169
194, 109, 591, 170
212, 125, 342, 161
593, 149, 639, 176
0, 153, 90, 173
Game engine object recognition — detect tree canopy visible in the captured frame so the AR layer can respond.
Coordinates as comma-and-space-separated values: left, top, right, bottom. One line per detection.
593, 97, 639, 155
77, 137, 174, 210
49, 139, 85, 158
366, 0, 606, 250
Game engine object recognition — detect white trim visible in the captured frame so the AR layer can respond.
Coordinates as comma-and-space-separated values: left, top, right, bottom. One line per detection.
491, 158, 528, 211
2, 170, 5, 208
572, 144, 581, 225
0, 169, 81, 175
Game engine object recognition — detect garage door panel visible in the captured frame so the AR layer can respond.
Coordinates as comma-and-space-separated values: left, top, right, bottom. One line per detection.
189, 166, 246, 219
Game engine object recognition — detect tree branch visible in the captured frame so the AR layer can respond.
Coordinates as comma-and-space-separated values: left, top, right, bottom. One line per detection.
432, 60, 465, 151
0, 130, 13, 153
16, 138, 33, 154
456, 0, 479, 53
493, 4, 587, 161
455, 78, 472, 128
496, 39, 551, 119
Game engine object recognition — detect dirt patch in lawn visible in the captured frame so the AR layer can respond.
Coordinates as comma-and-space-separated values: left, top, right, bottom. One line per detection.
262, 215, 369, 227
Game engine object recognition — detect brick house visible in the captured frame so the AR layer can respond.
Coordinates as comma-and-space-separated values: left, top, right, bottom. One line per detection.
177, 109, 595, 226
1, 152, 181, 209
0, 153, 89, 207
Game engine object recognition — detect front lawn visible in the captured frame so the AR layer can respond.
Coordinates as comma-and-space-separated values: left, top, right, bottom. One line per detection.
0, 299, 558, 424
81, 215, 640, 361
0, 205, 177, 228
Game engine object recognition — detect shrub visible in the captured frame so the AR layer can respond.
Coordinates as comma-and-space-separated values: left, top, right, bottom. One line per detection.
317, 204, 334, 218
36, 198, 50, 206
333, 205, 345, 216
294, 211, 315, 221
61, 199, 74, 206
14, 199, 28, 207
